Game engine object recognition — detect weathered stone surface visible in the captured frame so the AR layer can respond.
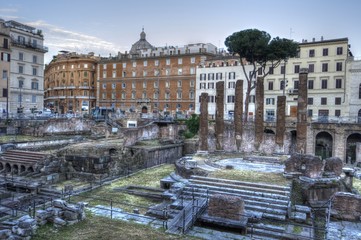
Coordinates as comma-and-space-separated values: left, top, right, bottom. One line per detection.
284, 153, 324, 178
323, 157, 343, 177
199, 92, 209, 151
296, 69, 308, 153
234, 80, 244, 151
208, 194, 244, 220
54, 217, 67, 227
275, 96, 286, 146
0, 229, 11, 238
215, 81, 224, 151
254, 77, 264, 150
331, 192, 361, 221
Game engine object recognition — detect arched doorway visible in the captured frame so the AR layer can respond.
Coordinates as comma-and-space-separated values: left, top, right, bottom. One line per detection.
346, 133, 361, 164
141, 106, 148, 113
13, 165, 19, 174
5, 163, 11, 173
20, 165, 26, 173
315, 132, 333, 159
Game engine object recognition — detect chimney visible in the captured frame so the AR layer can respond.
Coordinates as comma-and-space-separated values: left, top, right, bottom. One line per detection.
312, 38, 315, 42
321, 36, 324, 41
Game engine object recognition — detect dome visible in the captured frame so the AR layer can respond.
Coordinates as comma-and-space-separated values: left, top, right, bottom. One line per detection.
129, 28, 154, 54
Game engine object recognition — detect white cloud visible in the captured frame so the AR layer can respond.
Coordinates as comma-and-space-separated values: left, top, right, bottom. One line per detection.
0, 8, 18, 13
26, 20, 127, 64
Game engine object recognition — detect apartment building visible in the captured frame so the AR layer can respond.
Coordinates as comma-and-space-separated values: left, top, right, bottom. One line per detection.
44, 52, 98, 114
264, 37, 351, 121
97, 30, 218, 115
0, 20, 48, 114
195, 56, 255, 119
346, 59, 361, 122
0, 19, 11, 115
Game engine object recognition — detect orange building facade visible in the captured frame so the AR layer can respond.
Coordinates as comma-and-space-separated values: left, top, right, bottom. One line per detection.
44, 52, 98, 114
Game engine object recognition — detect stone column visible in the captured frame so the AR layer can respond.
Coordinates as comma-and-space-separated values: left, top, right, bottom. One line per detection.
215, 81, 224, 151
254, 77, 264, 150
234, 80, 244, 151
356, 142, 361, 163
296, 68, 308, 153
199, 92, 209, 152
275, 96, 286, 146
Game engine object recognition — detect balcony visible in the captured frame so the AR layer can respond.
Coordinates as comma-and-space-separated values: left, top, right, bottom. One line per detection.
11, 38, 48, 53
288, 89, 298, 95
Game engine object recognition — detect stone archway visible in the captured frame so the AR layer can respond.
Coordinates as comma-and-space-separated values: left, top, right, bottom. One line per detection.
20, 165, 26, 173
13, 165, 19, 174
346, 133, 361, 164
315, 131, 333, 160
289, 130, 297, 154
141, 106, 148, 113
28, 167, 34, 173
5, 163, 11, 173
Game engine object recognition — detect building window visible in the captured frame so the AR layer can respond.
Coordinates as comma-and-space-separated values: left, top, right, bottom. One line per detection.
122, 63, 126, 68
269, 67, 274, 74
200, 73, 206, 80
250, 95, 255, 103
321, 79, 328, 89
113, 63, 116, 69
208, 82, 214, 89
143, 70, 147, 77
337, 47, 343, 55
323, 48, 328, 56
309, 49, 315, 57
229, 72, 235, 79
178, 58, 182, 64
308, 109, 313, 117
258, 68, 262, 75
216, 73, 222, 80
266, 98, 275, 105
112, 71, 116, 78
132, 61, 136, 67
19, 65, 24, 74
84, 64, 88, 68
280, 66, 285, 74
190, 80, 194, 87
280, 80, 285, 90
294, 80, 299, 89
308, 98, 313, 105
154, 60, 159, 66
165, 69, 170, 76
335, 79, 342, 89
2, 88, 7, 97
308, 64, 314, 73
191, 57, 195, 64
177, 91, 182, 99
308, 80, 314, 89
84, 71, 88, 77
32, 55, 37, 63
359, 84, 361, 99
227, 95, 235, 103
321, 97, 327, 105
143, 81, 147, 88
165, 92, 170, 99
153, 91, 158, 99
102, 83, 106, 89
189, 91, 194, 99
165, 81, 170, 88
122, 71, 126, 77
178, 80, 182, 87
154, 81, 158, 88
121, 92, 126, 99
294, 65, 300, 73
142, 92, 147, 98
166, 59, 170, 65
335, 110, 341, 117
103, 72, 107, 78
2, 70, 7, 79
322, 63, 328, 72
178, 68, 182, 75
132, 71, 136, 77
31, 95, 36, 103
111, 92, 116, 100
131, 91, 136, 99
200, 83, 206, 89
31, 81, 39, 90
103, 64, 107, 69
336, 62, 343, 71
268, 81, 274, 90
32, 67, 37, 76
335, 97, 342, 105
228, 82, 235, 88
102, 93, 106, 99
112, 83, 116, 89
190, 67, 195, 74
143, 60, 147, 66
19, 52, 24, 61
208, 73, 214, 80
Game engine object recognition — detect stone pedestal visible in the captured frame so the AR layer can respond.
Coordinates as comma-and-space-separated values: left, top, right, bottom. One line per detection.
199, 93, 209, 152
234, 80, 244, 151
296, 68, 308, 153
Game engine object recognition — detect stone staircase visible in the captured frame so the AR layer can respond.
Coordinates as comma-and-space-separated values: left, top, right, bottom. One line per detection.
184, 175, 291, 221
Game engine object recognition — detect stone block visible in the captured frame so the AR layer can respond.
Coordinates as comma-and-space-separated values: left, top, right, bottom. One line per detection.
63, 210, 79, 221
323, 157, 343, 177
0, 229, 11, 239
284, 153, 324, 178
208, 194, 245, 220
331, 192, 361, 221
53, 217, 67, 227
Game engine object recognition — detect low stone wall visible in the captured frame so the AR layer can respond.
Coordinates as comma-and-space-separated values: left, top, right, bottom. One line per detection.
175, 157, 208, 179
331, 192, 361, 221
208, 194, 245, 220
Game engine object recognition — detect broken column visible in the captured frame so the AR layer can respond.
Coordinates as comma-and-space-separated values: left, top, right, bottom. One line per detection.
208, 194, 245, 220
234, 80, 244, 151
199, 92, 209, 152
275, 95, 286, 147
254, 77, 264, 150
215, 81, 224, 151
296, 68, 308, 153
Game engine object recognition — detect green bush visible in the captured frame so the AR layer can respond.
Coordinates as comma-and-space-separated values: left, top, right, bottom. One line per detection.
183, 131, 195, 139
185, 114, 199, 135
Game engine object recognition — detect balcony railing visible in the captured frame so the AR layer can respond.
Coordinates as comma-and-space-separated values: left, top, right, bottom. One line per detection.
11, 38, 48, 53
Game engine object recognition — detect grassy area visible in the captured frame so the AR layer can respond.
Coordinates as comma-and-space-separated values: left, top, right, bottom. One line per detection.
70, 164, 175, 213
32, 211, 191, 240
354, 178, 361, 193
0, 135, 45, 143
208, 169, 290, 186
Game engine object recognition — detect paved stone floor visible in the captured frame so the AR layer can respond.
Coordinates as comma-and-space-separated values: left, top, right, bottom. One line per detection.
327, 220, 361, 240
216, 158, 284, 173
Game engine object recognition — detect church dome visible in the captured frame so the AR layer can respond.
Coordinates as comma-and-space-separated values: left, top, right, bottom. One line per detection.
130, 28, 154, 54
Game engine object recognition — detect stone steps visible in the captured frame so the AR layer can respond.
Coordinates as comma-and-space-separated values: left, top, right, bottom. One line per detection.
190, 175, 290, 192
38, 188, 63, 199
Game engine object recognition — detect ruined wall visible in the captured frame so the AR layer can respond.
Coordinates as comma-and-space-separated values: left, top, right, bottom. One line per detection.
43, 118, 96, 135
331, 192, 361, 221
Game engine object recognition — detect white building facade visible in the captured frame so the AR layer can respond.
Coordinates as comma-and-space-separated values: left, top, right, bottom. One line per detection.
264, 37, 350, 122
2, 20, 47, 115
195, 56, 255, 119
346, 59, 361, 122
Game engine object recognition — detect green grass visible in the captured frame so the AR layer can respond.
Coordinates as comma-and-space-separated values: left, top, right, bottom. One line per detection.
32, 211, 192, 240
354, 178, 361, 193
70, 164, 175, 213
0, 135, 45, 143
208, 169, 290, 186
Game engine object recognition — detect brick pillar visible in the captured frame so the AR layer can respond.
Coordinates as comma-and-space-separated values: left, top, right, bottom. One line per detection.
276, 96, 286, 146
199, 92, 209, 152
254, 77, 264, 150
296, 68, 308, 153
215, 81, 224, 151
234, 80, 244, 151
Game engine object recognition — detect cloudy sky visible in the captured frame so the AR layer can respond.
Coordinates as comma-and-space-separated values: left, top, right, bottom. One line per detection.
1, 0, 361, 64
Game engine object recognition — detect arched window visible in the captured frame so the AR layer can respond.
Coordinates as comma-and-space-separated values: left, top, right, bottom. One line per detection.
359, 84, 361, 99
